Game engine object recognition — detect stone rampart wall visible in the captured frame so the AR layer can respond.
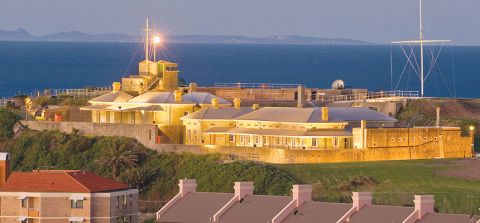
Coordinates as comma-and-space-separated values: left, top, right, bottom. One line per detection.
21, 121, 472, 164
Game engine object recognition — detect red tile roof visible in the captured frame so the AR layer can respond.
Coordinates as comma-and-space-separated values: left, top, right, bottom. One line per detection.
0, 170, 129, 193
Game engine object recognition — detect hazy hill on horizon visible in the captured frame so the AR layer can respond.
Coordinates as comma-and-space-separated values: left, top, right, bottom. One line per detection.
0, 28, 371, 45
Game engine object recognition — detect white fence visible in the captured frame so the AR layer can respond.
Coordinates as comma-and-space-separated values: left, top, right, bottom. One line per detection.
34, 86, 112, 98
327, 90, 419, 103
214, 82, 305, 89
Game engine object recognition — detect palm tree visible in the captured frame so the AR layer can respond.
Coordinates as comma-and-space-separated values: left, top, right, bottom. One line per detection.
98, 140, 139, 179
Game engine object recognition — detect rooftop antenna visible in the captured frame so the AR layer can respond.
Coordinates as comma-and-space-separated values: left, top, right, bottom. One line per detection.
144, 18, 151, 74
392, 0, 451, 97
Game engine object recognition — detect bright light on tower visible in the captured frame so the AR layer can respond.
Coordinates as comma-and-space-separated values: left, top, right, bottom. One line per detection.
153, 36, 161, 44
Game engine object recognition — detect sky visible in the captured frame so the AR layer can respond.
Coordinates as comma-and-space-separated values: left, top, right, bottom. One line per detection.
1, 0, 479, 45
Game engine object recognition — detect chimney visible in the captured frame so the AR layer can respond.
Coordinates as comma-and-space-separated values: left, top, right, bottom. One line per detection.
234, 182, 254, 200
174, 90, 183, 103
292, 185, 312, 207
321, 107, 329, 121
179, 179, 197, 197
112, 82, 121, 92
414, 195, 434, 219
233, 98, 241, 109
435, 106, 441, 127
188, 82, 198, 93
352, 192, 372, 211
360, 120, 367, 149
0, 153, 10, 188
297, 85, 303, 108
252, 104, 260, 111
211, 98, 219, 109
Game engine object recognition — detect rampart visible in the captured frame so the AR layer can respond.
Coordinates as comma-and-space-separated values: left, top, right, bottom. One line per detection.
21, 121, 472, 164
21, 121, 159, 148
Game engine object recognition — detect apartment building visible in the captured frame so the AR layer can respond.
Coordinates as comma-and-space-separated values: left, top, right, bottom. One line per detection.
0, 153, 139, 223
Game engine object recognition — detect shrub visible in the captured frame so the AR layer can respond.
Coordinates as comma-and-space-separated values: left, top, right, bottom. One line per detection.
0, 109, 21, 139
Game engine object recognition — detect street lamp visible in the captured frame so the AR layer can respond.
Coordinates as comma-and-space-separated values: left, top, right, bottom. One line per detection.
118, 106, 122, 124
153, 36, 161, 62
469, 125, 476, 157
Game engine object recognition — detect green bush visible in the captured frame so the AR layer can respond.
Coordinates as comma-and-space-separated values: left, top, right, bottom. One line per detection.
5, 130, 296, 203
0, 109, 21, 139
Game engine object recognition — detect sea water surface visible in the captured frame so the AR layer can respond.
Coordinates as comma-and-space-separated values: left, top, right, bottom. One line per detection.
0, 41, 479, 98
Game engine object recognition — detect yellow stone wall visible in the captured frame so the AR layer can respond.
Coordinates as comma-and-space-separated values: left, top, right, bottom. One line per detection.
195, 138, 472, 164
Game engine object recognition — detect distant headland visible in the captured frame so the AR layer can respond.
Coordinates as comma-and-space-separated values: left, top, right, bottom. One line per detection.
0, 28, 371, 45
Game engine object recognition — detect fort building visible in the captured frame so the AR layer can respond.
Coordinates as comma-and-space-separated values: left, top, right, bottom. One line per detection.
181, 104, 397, 149
0, 153, 139, 223
81, 87, 230, 144
156, 179, 475, 223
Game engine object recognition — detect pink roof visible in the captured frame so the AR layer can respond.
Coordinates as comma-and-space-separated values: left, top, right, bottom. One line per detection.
159, 192, 234, 223
0, 170, 129, 193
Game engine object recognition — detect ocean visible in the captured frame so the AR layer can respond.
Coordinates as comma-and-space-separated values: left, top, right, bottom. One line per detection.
1, 41, 479, 98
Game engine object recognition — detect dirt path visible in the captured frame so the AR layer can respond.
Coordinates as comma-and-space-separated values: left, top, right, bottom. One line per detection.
437, 159, 480, 180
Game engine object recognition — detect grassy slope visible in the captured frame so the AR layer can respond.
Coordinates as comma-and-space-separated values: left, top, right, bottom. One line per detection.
276, 159, 480, 215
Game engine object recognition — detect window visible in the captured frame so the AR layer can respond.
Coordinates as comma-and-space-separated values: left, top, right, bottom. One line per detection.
240, 135, 244, 144
21, 197, 28, 208
312, 138, 318, 147
254, 136, 259, 144
187, 130, 191, 140
333, 137, 339, 147
71, 200, 83, 209
391, 138, 395, 142
193, 131, 198, 142
229, 134, 234, 142
123, 195, 128, 207
116, 197, 120, 208
262, 136, 267, 145
130, 194, 133, 206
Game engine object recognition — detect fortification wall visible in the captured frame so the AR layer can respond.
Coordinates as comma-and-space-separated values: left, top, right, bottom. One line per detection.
21, 121, 159, 148
149, 143, 471, 164
21, 121, 472, 164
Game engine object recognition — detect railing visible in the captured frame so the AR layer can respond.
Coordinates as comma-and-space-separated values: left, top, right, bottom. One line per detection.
33, 86, 112, 98
214, 82, 305, 89
326, 90, 419, 103
0, 99, 7, 107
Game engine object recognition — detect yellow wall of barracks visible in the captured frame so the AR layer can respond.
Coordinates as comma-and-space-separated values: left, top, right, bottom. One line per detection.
90, 104, 196, 144
183, 119, 352, 149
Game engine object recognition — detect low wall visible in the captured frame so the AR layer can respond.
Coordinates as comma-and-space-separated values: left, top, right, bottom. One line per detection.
21, 121, 472, 164
21, 121, 159, 148
150, 143, 472, 164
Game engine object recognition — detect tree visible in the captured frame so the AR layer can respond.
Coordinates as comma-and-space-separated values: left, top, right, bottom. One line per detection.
97, 140, 139, 179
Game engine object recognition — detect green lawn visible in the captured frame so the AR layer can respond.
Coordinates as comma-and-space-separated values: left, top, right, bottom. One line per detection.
275, 159, 480, 215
